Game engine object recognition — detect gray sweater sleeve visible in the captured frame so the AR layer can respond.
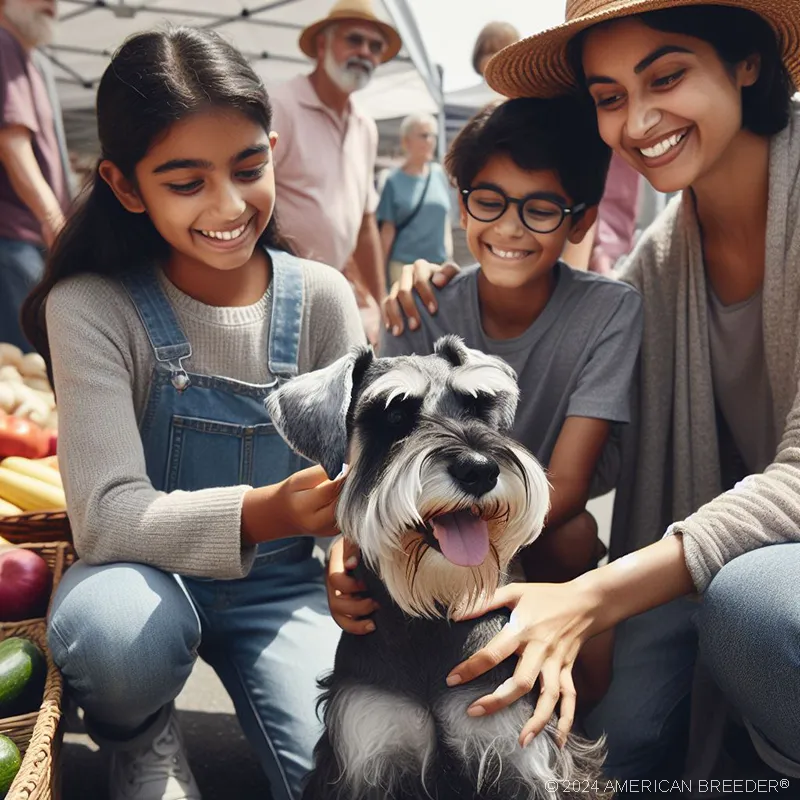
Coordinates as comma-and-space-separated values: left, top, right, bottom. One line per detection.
46, 262, 365, 580
47, 278, 256, 579
672, 401, 800, 592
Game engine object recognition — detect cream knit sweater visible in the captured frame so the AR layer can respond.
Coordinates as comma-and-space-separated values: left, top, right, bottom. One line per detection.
46, 260, 366, 580
612, 101, 800, 591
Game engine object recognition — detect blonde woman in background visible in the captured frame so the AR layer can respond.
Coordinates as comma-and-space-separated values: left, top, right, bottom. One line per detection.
377, 114, 452, 288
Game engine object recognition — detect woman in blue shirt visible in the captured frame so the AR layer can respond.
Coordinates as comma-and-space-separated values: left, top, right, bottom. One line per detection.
377, 114, 452, 288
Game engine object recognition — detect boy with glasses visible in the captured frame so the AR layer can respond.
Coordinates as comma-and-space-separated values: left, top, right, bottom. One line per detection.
329, 97, 642, 706
379, 97, 643, 590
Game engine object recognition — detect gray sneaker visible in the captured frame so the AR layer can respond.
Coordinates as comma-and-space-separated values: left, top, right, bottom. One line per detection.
109, 709, 201, 800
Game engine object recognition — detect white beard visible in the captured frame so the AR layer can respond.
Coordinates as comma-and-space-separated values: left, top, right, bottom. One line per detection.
4, 0, 55, 46
323, 48, 372, 94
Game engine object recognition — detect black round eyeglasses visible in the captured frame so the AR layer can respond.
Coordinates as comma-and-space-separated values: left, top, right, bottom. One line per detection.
461, 186, 586, 234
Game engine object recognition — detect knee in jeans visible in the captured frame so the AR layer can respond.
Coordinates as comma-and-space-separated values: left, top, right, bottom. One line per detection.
48, 566, 200, 707
700, 552, 800, 674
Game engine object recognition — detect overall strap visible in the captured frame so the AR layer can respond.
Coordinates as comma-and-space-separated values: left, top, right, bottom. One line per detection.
121, 270, 192, 389
267, 249, 304, 378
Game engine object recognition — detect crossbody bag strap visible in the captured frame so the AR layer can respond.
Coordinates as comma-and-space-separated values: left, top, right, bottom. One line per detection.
388, 166, 434, 263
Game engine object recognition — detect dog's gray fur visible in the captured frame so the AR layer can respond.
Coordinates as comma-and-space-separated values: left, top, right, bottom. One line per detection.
267, 336, 607, 799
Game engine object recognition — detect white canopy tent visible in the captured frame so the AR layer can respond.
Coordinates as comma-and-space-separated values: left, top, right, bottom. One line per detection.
50, 0, 443, 153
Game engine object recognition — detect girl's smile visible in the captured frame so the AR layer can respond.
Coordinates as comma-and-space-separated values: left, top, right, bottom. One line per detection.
101, 107, 280, 302
194, 214, 258, 249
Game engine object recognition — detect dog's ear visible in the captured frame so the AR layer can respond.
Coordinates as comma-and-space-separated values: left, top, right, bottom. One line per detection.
266, 346, 374, 479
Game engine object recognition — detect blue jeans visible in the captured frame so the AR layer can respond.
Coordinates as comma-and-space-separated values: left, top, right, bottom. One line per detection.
584, 543, 800, 779
0, 237, 44, 352
48, 540, 341, 800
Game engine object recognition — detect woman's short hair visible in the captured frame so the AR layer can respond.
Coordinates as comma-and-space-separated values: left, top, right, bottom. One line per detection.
472, 21, 520, 76
399, 113, 438, 140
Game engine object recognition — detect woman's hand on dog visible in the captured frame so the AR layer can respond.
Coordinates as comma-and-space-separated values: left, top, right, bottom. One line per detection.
446, 582, 599, 748
326, 537, 378, 634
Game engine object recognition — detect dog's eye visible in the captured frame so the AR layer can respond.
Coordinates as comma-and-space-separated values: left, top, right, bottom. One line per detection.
387, 406, 408, 426
459, 391, 496, 420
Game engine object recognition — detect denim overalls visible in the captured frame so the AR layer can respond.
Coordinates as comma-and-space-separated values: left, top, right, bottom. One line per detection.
48, 250, 340, 800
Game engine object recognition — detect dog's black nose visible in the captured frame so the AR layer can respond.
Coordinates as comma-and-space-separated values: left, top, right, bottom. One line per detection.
448, 453, 500, 497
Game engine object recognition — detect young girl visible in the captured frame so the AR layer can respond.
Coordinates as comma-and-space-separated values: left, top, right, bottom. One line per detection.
21, 28, 364, 800
378, 0, 800, 783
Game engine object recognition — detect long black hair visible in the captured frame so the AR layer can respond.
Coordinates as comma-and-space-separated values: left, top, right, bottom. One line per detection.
22, 27, 294, 364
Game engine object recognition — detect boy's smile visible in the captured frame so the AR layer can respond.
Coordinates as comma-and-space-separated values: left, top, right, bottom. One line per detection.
461, 154, 591, 291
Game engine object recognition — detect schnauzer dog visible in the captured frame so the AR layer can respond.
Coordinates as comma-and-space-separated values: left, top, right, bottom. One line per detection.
267, 336, 606, 800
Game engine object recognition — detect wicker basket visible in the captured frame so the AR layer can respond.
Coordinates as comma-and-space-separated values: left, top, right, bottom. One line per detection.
0, 513, 71, 547
0, 619, 62, 800
0, 543, 75, 633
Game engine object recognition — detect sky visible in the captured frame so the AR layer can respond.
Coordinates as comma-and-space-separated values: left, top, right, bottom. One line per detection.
406, 0, 567, 93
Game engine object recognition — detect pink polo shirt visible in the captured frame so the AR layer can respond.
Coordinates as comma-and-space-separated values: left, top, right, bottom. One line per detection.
270, 75, 379, 271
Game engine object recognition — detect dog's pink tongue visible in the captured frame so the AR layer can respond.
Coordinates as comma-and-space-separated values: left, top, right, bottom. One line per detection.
431, 512, 490, 567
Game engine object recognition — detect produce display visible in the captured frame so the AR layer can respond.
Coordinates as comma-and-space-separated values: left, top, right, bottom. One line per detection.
0, 637, 46, 719
0, 547, 53, 622
0, 734, 20, 798
0, 457, 64, 516
0, 345, 57, 431
0, 346, 71, 794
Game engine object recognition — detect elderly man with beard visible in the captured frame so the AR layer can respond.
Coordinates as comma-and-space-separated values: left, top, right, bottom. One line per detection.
269, 0, 401, 336
0, 0, 70, 351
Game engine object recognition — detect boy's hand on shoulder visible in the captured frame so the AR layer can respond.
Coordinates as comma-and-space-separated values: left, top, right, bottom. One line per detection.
326, 537, 378, 634
382, 260, 460, 336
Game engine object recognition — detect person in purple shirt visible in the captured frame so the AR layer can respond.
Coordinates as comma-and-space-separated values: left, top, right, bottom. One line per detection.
0, 0, 70, 351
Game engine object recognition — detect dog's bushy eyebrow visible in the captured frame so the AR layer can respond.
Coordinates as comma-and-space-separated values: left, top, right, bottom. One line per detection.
362, 363, 429, 406
449, 363, 518, 400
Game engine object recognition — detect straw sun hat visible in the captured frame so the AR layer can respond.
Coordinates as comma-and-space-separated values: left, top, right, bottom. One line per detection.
299, 0, 402, 63
485, 0, 800, 99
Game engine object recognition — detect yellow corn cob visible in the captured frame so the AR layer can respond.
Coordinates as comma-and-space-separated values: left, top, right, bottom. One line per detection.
0, 498, 22, 517
0, 457, 63, 489
0, 467, 66, 512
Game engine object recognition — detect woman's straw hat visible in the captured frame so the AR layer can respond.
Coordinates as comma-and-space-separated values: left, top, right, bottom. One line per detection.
485, 0, 800, 99
299, 0, 402, 64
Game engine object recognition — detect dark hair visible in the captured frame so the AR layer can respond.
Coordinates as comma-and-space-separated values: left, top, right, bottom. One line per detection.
22, 27, 293, 366
445, 96, 611, 208
569, 6, 792, 137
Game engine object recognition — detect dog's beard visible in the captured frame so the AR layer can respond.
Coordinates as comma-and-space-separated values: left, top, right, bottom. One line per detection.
339, 437, 549, 618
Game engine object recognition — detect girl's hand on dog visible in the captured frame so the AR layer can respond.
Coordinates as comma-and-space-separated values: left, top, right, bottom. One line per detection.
446, 581, 598, 748
326, 537, 378, 634
242, 465, 343, 543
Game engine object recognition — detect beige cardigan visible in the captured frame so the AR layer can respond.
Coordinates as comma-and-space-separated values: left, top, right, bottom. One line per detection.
611, 101, 800, 592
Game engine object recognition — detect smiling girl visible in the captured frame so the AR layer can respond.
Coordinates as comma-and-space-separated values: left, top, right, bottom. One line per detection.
379, 0, 800, 783
20, 28, 365, 800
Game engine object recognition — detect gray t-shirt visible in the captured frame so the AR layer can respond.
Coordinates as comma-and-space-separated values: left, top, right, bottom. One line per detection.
380, 263, 643, 467
708, 287, 776, 474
